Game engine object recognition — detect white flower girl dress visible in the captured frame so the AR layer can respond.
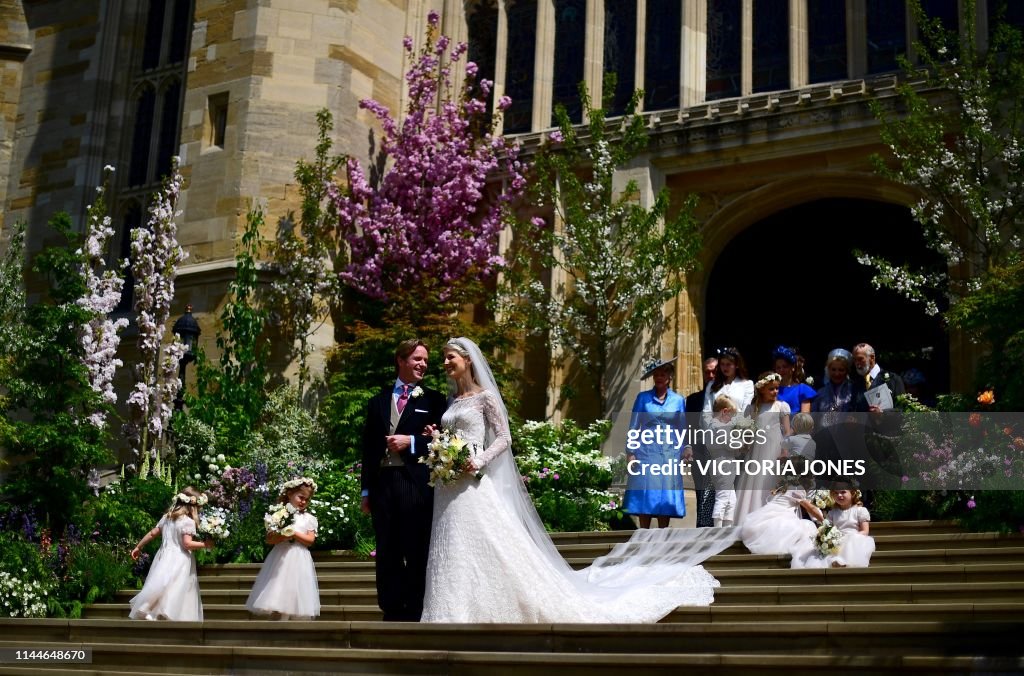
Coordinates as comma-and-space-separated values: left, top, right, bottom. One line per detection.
128, 515, 203, 621
246, 511, 320, 619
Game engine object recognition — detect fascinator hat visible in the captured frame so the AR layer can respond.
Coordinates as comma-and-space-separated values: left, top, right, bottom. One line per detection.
772, 345, 798, 365
641, 356, 678, 380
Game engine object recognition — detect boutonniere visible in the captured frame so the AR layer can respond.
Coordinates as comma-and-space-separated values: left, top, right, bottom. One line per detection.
883, 372, 891, 383
411, 386, 424, 399
805, 376, 815, 386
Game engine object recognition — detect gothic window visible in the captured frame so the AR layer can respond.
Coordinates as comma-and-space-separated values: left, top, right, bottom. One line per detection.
553, 0, 586, 124
467, 0, 498, 124
644, 0, 680, 110
866, 0, 906, 74
752, 0, 789, 93
707, 0, 741, 100
808, 0, 847, 83
504, 0, 537, 133
603, 0, 637, 116
124, 0, 192, 188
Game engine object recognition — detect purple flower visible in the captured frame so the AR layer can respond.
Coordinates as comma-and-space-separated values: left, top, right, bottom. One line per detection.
966, 498, 977, 509
553, 474, 560, 480
549, 130, 564, 144
901, 475, 909, 483
465, 61, 478, 78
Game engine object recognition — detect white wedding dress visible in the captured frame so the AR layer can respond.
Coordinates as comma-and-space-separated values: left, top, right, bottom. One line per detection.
421, 390, 731, 623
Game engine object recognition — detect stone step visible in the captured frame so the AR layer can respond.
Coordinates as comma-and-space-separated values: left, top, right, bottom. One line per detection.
5, 620, 1024, 655
2, 649, 1020, 675
31, 600, 1024, 640
183, 562, 1024, 594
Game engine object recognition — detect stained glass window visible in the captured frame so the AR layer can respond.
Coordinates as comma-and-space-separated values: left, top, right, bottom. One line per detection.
866, 0, 906, 74
707, 0, 741, 100
553, 0, 586, 123
504, 0, 537, 133
809, 0, 847, 83
752, 0, 789, 93
604, 0, 637, 116
644, 0, 680, 110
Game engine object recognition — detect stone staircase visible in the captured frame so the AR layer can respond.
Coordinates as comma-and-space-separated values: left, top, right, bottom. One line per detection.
2, 520, 1023, 674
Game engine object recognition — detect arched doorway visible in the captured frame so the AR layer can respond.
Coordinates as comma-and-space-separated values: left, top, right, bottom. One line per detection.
703, 198, 950, 397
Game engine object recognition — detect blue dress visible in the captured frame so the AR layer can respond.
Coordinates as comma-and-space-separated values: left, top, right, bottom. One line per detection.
622, 388, 687, 517
778, 383, 816, 417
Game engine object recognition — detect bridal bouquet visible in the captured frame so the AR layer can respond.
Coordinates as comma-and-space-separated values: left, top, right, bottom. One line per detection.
813, 519, 843, 556
264, 502, 299, 537
419, 428, 483, 487
197, 506, 231, 540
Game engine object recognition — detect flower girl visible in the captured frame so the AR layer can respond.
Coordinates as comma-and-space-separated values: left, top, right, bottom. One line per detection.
740, 456, 818, 562
793, 483, 875, 568
246, 477, 320, 619
129, 487, 213, 621
734, 372, 792, 525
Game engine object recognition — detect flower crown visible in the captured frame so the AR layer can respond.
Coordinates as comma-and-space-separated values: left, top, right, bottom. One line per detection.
281, 477, 317, 493
755, 373, 782, 389
175, 493, 208, 506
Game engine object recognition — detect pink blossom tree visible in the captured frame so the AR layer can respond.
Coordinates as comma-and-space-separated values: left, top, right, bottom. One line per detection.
327, 10, 527, 316
124, 160, 187, 470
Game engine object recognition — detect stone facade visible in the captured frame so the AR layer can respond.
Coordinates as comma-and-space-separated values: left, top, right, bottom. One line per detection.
0, 0, 990, 435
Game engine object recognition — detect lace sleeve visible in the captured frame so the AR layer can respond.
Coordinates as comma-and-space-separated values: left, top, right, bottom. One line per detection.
178, 516, 196, 536
474, 391, 511, 468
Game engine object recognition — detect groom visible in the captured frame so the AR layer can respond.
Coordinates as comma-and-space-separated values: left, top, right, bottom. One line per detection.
360, 339, 447, 621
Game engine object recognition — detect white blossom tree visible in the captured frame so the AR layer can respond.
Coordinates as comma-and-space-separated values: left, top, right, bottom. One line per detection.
77, 167, 128, 429
497, 81, 701, 417
124, 160, 188, 468
867, 0, 1024, 402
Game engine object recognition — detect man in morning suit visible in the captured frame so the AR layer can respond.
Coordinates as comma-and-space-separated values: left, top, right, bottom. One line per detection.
360, 339, 447, 621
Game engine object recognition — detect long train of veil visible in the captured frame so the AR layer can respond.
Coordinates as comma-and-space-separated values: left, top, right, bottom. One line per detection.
447, 337, 739, 609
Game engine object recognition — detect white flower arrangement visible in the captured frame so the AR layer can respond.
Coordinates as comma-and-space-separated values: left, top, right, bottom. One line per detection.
281, 476, 317, 493
411, 386, 424, 399
808, 489, 834, 511
419, 428, 483, 487
176, 493, 208, 506
197, 506, 231, 540
264, 502, 299, 537
813, 519, 843, 556
805, 376, 815, 386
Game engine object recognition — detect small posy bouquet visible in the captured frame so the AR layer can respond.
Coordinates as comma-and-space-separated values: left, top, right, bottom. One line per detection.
808, 489, 835, 511
264, 502, 299, 537
419, 428, 483, 487
197, 506, 231, 540
814, 519, 843, 556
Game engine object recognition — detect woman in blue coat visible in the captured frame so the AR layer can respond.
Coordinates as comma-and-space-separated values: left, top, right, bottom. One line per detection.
623, 357, 688, 528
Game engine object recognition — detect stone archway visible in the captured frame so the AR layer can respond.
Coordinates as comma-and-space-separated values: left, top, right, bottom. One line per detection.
672, 171, 965, 395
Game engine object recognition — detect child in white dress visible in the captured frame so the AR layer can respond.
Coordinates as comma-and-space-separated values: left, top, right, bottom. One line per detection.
794, 485, 875, 568
246, 477, 320, 619
706, 395, 742, 527
734, 372, 792, 525
740, 457, 818, 562
129, 487, 214, 621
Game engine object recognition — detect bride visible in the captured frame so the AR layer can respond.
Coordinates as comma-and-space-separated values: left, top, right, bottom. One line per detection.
421, 337, 736, 623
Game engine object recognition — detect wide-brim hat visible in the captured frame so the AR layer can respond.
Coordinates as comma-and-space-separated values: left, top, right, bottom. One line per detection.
642, 356, 678, 379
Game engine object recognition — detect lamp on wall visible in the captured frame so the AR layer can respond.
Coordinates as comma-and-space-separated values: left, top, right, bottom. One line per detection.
172, 305, 201, 410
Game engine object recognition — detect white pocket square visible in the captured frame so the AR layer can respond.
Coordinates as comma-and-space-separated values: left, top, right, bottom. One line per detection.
414, 408, 428, 413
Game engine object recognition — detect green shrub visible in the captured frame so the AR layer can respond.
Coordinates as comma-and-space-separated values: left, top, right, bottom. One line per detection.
514, 418, 622, 532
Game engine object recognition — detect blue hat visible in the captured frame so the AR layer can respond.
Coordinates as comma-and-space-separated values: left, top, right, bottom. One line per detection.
641, 356, 678, 379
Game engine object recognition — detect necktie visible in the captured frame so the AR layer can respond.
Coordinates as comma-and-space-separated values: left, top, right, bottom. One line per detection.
864, 373, 872, 389
397, 384, 410, 414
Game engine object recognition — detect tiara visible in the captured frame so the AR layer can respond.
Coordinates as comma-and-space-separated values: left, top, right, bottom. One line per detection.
755, 373, 782, 389
176, 493, 208, 506
281, 477, 317, 492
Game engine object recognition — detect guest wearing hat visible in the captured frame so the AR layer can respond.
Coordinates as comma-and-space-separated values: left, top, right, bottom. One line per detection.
623, 357, 687, 528
773, 345, 816, 416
